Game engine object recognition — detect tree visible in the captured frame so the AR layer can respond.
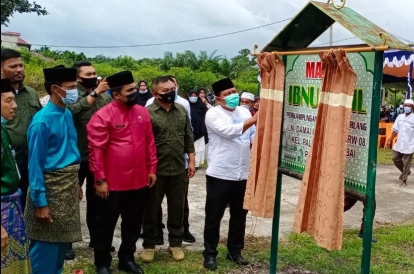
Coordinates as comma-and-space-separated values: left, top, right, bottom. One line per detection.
1, 0, 48, 26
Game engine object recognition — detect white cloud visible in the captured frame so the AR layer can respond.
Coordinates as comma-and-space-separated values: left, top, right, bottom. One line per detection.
3, 0, 413, 59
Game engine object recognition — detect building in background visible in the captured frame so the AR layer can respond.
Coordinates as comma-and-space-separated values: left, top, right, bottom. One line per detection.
1, 32, 31, 51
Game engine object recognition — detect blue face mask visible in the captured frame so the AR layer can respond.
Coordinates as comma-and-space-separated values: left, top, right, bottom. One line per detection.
175, 87, 178, 100
1, 116, 7, 125
240, 104, 251, 110
58, 88, 79, 105
189, 97, 198, 103
224, 94, 240, 109
404, 106, 412, 113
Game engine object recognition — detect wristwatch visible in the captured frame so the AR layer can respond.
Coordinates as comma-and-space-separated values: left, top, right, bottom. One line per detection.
96, 179, 106, 185
89, 90, 99, 98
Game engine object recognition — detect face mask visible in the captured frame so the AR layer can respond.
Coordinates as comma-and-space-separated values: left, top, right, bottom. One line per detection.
189, 97, 198, 103
1, 116, 7, 124
404, 106, 412, 113
223, 94, 240, 109
139, 89, 148, 94
125, 92, 139, 106
240, 105, 251, 110
79, 77, 97, 89
175, 87, 178, 100
58, 88, 79, 105
158, 90, 176, 103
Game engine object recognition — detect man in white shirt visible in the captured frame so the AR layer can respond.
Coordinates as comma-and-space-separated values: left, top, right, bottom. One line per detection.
145, 75, 196, 244
385, 98, 414, 186
202, 78, 257, 271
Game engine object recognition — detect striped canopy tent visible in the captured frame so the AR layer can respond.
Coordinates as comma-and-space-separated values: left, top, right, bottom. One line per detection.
382, 49, 414, 98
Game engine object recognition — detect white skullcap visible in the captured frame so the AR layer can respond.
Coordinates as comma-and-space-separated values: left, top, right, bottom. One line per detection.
404, 99, 414, 105
241, 92, 255, 101
97, 76, 102, 80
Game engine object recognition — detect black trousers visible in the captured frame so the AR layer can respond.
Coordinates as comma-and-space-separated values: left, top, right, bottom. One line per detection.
94, 188, 148, 268
158, 170, 190, 231
344, 196, 377, 234
78, 161, 100, 246
203, 175, 248, 258
17, 157, 29, 212
142, 172, 186, 248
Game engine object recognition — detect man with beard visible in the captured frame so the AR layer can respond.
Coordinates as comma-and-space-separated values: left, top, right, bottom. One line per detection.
64, 61, 112, 260
87, 71, 157, 274
1, 48, 42, 212
141, 76, 195, 263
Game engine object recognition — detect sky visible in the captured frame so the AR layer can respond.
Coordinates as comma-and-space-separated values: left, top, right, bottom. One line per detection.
3, 0, 413, 59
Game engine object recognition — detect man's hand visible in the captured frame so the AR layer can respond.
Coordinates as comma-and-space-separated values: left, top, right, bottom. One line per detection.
35, 206, 53, 225
148, 174, 157, 188
1, 225, 8, 250
96, 182, 109, 199
188, 162, 196, 178
384, 139, 392, 149
95, 78, 109, 94
78, 186, 84, 201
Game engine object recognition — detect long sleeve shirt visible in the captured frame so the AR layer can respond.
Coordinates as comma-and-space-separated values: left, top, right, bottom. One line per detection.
5, 85, 41, 164
87, 100, 158, 191
1, 124, 21, 195
205, 105, 256, 181
67, 84, 112, 162
146, 100, 195, 176
146, 95, 192, 169
27, 101, 81, 207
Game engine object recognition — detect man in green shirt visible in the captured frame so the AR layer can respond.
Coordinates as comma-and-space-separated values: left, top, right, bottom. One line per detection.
1, 48, 42, 213
141, 76, 195, 263
1, 78, 30, 273
65, 61, 111, 260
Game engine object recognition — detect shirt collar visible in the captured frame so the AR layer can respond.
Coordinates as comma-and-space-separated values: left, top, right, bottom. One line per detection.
77, 83, 89, 96
153, 99, 176, 111
46, 100, 66, 113
113, 99, 130, 111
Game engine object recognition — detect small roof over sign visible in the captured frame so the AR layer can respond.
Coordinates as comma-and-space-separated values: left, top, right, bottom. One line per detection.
263, 1, 413, 52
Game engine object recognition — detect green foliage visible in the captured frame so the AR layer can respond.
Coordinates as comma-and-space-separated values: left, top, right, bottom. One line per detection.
385, 88, 405, 107
1, 0, 48, 26
19, 47, 260, 96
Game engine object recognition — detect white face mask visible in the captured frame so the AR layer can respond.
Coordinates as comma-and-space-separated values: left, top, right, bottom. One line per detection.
404, 106, 412, 113
240, 104, 251, 110
189, 97, 198, 103
139, 89, 148, 94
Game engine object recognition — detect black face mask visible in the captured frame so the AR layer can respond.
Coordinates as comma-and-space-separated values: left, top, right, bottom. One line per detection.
158, 90, 176, 104
125, 92, 139, 106
79, 77, 97, 89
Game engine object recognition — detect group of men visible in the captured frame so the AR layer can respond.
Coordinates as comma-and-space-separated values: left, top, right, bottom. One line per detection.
1, 48, 258, 274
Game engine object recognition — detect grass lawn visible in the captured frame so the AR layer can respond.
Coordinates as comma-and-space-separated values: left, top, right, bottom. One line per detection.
376, 148, 394, 165
63, 222, 414, 274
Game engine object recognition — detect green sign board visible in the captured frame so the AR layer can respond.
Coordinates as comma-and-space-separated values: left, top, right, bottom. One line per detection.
280, 52, 377, 195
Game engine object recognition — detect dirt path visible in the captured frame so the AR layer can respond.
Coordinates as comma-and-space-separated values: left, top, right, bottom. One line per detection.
75, 164, 414, 253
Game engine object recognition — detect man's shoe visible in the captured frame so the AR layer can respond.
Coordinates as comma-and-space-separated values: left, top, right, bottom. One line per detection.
118, 261, 144, 274
226, 253, 249, 266
358, 232, 378, 243
203, 257, 217, 271
96, 266, 112, 274
64, 244, 75, 260
156, 232, 164, 245
169, 247, 185, 261
183, 230, 196, 243
140, 249, 155, 263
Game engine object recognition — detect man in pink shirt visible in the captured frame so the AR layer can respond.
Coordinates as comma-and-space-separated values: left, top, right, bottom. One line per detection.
87, 71, 157, 274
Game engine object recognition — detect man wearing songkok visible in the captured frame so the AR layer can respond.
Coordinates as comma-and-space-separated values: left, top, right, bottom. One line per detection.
25, 65, 82, 274
239, 91, 255, 116
64, 60, 112, 260
385, 98, 414, 186
141, 76, 195, 263
1, 78, 30, 273
1, 48, 42, 212
202, 77, 257, 271
87, 70, 157, 274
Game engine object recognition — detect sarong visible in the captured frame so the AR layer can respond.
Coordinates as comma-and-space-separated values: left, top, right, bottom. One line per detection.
24, 164, 82, 243
1, 189, 31, 274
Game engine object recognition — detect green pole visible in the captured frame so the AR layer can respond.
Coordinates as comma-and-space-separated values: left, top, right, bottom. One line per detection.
360, 51, 383, 274
269, 172, 283, 274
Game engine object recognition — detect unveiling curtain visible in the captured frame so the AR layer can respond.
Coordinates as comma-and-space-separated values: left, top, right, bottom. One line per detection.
293, 49, 357, 251
243, 52, 285, 218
